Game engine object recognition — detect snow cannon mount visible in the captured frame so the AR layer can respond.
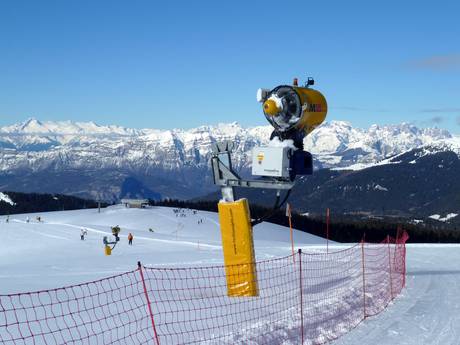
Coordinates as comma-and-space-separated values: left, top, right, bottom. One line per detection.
211, 78, 327, 297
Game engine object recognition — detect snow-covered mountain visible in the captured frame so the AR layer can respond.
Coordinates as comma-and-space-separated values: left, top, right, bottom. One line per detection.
304, 121, 454, 168
0, 118, 270, 171
0, 118, 456, 200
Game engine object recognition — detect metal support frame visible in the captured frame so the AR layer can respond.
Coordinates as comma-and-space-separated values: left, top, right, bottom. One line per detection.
211, 141, 295, 201
212, 141, 294, 297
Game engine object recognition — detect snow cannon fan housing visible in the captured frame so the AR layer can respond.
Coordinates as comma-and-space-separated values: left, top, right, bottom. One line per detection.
253, 78, 326, 181
257, 77, 328, 149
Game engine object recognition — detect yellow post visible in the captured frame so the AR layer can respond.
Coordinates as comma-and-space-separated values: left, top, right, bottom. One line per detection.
218, 198, 259, 297
104, 245, 112, 256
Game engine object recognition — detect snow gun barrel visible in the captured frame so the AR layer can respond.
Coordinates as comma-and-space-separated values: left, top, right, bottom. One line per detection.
257, 77, 327, 148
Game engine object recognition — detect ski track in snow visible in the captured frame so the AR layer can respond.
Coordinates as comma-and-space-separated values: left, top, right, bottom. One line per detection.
47, 221, 222, 249
334, 247, 460, 345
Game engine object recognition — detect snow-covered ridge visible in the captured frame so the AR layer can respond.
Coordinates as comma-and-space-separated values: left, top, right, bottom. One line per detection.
0, 118, 139, 136
305, 120, 454, 168
0, 192, 15, 206
429, 213, 458, 222
0, 118, 455, 174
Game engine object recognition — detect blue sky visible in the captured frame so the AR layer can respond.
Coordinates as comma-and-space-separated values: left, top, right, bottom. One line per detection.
0, 1, 459, 132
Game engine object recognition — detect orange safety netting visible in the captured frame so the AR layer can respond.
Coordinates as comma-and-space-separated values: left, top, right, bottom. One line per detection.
0, 231, 408, 345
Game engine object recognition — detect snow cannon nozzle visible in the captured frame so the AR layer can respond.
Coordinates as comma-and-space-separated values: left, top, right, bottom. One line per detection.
263, 99, 282, 116
258, 78, 327, 149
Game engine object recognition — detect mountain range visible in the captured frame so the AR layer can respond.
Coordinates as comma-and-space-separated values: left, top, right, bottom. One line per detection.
0, 118, 458, 219
229, 143, 460, 222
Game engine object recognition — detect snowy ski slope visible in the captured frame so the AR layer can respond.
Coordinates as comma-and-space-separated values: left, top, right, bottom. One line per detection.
0, 205, 327, 294
0, 205, 457, 344
335, 244, 460, 345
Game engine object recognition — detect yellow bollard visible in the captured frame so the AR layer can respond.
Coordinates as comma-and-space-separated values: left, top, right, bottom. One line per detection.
218, 198, 258, 297
104, 245, 112, 256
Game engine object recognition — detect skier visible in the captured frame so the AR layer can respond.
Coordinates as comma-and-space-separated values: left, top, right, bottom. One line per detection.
26, 216, 30, 223
6, 215, 9, 223
128, 233, 133, 245
80, 228, 87, 240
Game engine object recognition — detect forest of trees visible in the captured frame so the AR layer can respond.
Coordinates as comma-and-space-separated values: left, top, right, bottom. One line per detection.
150, 199, 460, 243
0, 191, 108, 215
2, 190, 458, 243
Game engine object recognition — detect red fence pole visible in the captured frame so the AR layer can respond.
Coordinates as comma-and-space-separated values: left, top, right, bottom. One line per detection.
404, 246, 407, 288
326, 208, 330, 253
387, 235, 394, 300
361, 239, 367, 319
298, 249, 304, 345
138, 261, 161, 345
403, 231, 407, 288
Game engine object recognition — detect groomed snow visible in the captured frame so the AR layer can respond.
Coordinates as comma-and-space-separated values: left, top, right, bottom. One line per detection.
335, 244, 460, 345
1, 206, 456, 344
0, 205, 327, 294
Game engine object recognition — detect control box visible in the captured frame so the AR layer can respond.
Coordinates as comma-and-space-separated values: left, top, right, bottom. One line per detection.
251, 146, 291, 178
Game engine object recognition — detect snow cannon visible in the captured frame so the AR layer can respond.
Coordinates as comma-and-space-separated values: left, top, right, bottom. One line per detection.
103, 228, 121, 256
257, 77, 327, 149
211, 78, 327, 297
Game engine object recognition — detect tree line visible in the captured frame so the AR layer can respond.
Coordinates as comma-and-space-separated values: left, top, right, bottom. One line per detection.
150, 199, 460, 243
0, 191, 108, 215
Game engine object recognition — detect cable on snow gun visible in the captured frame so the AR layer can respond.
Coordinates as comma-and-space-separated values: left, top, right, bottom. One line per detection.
103, 225, 121, 256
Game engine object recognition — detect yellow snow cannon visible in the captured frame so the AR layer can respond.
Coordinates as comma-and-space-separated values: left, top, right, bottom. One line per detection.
257, 77, 327, 149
